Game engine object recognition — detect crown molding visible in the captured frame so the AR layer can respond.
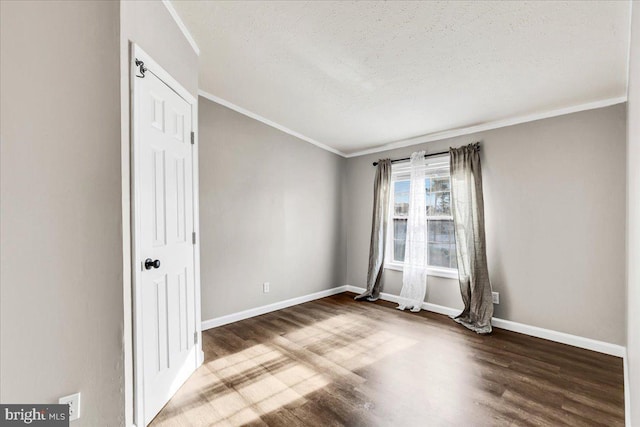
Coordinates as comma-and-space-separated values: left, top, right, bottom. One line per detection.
344, 96, 627, 158
197, 90, 626, 159
162, 0, 200, 56
198, 90, 347, 157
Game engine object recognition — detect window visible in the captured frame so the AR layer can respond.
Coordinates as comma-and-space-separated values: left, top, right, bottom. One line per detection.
387, 156, 458, 278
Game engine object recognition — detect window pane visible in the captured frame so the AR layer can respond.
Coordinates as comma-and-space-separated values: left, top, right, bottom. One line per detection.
394, 180, 409, 216
391, 166, 457, 270
427, 219, 457, 268
428, 219, 455, 243
394, 218, 407, 241
393, 218, 407, 262
449, 244, 457, 269
428, 244, 447, 268
425, 176, 451, 216
394, 239, 406, 262
432, 177, 450, 192
428, 243, 457, 269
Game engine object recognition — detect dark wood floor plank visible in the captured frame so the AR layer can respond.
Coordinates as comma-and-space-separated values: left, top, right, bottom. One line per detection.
151, 292, 624, 426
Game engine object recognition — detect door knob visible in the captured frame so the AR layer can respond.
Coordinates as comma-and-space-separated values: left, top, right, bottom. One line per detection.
144, 258, 161, 270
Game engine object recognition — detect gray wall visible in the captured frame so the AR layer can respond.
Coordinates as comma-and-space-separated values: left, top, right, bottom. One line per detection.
346, 104, 627, 345
120, 2, 199, 424
198, 98, 347, 321
0, 1, 125, 426
121, 0, 199, 98
626, 2, 640, 424
0, 1, 198, 426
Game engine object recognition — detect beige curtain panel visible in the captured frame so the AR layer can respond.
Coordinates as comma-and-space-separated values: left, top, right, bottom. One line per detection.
449, 143, 494, 334
355, 159, 392, 302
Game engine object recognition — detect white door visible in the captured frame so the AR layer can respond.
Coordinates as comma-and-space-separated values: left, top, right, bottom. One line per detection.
135, 65, 197, 426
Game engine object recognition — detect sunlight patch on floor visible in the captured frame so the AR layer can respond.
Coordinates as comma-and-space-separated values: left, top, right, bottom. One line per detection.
323, 330, 416, 371
154, 342, 331, 425
152, 312, 418, 426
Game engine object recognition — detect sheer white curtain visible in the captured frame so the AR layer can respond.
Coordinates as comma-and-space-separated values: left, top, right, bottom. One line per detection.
397, 151, 428, 312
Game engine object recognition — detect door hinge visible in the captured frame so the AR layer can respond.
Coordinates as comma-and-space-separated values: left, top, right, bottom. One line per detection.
190, 131, 195, 145
192, 231, 196, 245
194, 331, 199, 345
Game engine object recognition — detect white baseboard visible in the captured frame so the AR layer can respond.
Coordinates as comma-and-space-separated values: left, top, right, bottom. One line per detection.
201, 284, 625, 358
344, 285, 460, 317
490, 317, 625, 357
345, 285, 625, 358
201, 286, 348, 330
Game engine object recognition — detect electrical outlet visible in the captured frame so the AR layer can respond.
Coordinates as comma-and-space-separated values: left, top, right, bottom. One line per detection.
59, 392, 81, 421
263, 282, 270, 293
492, 292, 499, 304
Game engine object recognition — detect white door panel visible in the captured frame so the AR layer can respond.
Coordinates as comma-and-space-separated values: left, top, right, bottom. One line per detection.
136, 68, 196, 426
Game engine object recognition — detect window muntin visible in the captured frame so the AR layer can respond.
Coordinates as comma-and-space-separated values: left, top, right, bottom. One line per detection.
389, 158, 457, 271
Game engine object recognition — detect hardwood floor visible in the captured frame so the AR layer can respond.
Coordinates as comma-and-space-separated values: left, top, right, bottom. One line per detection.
150, 292, 625, 426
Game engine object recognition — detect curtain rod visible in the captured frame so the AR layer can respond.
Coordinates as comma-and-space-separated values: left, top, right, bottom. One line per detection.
372, 150, 450, 167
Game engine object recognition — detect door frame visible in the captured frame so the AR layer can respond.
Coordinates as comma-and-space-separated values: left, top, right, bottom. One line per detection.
130, 44, 203, 426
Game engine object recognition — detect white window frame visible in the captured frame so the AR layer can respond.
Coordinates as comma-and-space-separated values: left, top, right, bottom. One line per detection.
384, 155, 459, 280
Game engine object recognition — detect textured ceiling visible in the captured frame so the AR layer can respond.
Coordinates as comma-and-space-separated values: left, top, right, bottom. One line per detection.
173, 1, 630, 155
